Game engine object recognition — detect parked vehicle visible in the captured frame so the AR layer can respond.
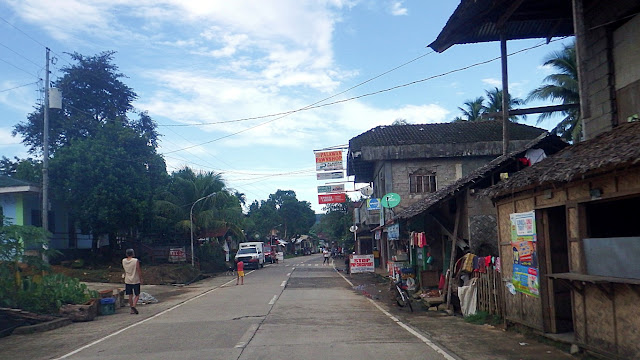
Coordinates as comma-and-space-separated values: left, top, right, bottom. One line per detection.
235, 242, 265, 269
263, 244, 277, 263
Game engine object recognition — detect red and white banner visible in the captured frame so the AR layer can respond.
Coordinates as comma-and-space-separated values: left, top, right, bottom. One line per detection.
350, 254, 374, 273
315, 150, 343, 171
318, 193, 346, 204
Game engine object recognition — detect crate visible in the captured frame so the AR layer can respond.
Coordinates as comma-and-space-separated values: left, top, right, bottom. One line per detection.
99, 297, 116, 315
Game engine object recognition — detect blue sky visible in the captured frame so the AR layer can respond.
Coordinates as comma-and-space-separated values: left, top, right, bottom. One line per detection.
0, 1, 573, 212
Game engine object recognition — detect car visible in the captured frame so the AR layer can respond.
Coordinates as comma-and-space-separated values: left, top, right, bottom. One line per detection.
234, 245, 264, 269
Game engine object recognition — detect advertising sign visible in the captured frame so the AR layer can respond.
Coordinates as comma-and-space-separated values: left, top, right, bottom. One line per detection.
350, 254, 374, 273
509, 211, 539, 297
317, 184, 345, 193
318, 193, 346, 204
317, 171, 343, 180
169, 247, 186, 263
387, 223, 400, 240
315, 151, 343, 171
316, 161, 343, 171
367, 198, 381, 210
315, 150, 342, 163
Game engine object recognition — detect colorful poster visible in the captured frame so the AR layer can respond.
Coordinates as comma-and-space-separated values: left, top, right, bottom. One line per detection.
509, 211, 539, 297
318, 193, 346, 204
512, 264, 539, 297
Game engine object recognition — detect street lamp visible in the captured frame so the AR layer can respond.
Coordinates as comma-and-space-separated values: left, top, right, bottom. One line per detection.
190, 192, 217, 267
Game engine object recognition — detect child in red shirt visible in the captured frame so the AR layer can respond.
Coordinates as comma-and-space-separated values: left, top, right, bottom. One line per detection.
236, 260, 244, 285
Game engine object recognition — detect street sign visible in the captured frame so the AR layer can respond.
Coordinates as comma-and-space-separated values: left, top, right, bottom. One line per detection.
316, 161, 343, 171
350, 254, 375, 273
318, 193, 346, 204
317, 171, 343, 180
317, 184, 345, 193
381, 193, 401, 208
169, 247, 186, 263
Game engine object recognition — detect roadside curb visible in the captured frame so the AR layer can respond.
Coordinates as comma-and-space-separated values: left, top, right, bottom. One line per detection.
12, 317, 72, 335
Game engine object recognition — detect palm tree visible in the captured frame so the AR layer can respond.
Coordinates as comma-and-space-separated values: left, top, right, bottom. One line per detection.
155, 167, 246, 243
484, 87, 526, 122
453, 96, 486, 122
527, 43, 580, 142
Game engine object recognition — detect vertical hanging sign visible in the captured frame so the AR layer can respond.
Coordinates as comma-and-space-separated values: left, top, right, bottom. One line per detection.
510, 211, 539, 297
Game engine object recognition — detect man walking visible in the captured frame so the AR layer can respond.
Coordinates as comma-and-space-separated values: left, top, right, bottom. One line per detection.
122, 249, 142, 314
323, 248, 330, 265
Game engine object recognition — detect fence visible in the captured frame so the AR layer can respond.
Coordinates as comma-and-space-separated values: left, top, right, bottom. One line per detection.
475, 267, 504, 318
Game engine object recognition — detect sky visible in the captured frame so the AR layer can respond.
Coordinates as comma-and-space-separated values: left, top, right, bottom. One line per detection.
0, 0, 573, 213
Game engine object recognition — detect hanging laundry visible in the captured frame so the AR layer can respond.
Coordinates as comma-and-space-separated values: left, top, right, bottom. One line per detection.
525, 148, 547, 165
461, 253, 475, 273
495, 257, 501, 272
518, 157, 531, 166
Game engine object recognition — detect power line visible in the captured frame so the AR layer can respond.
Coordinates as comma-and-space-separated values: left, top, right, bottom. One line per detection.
0, 41, 42, 68
161, 38, 565, 155
0, 56, 39, 78
0, 81, 40, 93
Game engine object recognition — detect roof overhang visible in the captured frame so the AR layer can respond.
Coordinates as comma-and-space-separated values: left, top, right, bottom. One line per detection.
0, 185, 41, 194
429, 0, 574, 53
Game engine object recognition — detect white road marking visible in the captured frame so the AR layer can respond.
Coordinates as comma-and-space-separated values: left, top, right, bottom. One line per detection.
287, 273, 291, 276
53, 273, 248, 359
280, 281, 287, 287
336, 271, 459, 360
269, 295, 278, 304
235, 324, 260, 348
315, 264, 318, 266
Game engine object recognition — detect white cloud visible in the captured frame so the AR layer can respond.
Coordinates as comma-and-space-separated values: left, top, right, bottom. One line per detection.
482, 78, 502, 88
390, 1, 407, 16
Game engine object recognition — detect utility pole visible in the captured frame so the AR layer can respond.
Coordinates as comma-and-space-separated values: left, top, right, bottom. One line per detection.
42, 48, 50, 250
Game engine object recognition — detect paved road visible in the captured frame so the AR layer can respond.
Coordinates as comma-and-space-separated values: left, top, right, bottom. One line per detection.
7, 254, 456, 360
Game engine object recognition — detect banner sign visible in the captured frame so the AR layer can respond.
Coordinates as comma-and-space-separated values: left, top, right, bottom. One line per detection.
315, 151, 343, 171
169, 247, 186, 263
316, 161, 343, 171
350, 254, 374, 273
510, 211, 539, 297
387, 223, 400, 240
318, 193, 346, 204
317, 171, 343, 180
367, 198, 381, 210
317, 184, 345, 193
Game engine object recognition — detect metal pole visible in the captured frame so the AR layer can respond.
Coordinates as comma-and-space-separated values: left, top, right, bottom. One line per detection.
42, 48, 50, 255
500, 34, 510, 155
190, 192, 216, 267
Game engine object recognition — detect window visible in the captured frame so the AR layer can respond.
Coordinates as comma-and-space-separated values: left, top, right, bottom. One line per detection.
410, 174, 436, 193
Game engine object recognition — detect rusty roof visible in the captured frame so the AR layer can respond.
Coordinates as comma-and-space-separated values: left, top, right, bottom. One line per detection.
429, 0, 574, 53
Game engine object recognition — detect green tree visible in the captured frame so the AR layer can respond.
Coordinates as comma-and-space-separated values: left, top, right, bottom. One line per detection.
312, 199, 353, 251
12, 51, 165, 251
154, 167, 245, 245
483, 87, 526, 122
527, 42, 580, 142
0, 156, 41, 182
453, 97, 486, 122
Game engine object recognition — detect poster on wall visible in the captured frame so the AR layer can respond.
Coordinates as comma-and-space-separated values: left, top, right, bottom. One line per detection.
509, 211, 539, 297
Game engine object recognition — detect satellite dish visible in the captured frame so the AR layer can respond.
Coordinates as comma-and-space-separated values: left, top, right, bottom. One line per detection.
360, 186, 373, 196
381, 193, 401, 208
349, 225, 358, 233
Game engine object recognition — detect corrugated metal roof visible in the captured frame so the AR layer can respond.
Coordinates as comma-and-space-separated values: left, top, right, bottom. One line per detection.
429, 0, 574, 52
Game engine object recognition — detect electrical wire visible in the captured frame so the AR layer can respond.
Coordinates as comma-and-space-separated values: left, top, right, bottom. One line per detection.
0, 81, 40, 93
0, 56, 39, 78
161, 38, 567, 155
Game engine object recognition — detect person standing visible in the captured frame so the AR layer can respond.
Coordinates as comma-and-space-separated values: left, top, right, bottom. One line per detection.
122, 249, 142, 315
236, 259, 244, 285
323, 248, 330, 265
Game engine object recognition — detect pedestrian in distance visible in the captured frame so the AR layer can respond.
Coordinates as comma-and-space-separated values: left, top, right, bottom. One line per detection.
236, 259, 244, 285
122, 249, 142, 315
323, 248, 330, 265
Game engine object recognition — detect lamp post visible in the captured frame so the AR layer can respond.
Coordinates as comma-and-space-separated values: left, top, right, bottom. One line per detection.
190, 192, 217, 267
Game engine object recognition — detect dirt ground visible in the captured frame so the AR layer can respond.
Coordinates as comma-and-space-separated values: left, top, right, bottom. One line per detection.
51, 263, 200, 285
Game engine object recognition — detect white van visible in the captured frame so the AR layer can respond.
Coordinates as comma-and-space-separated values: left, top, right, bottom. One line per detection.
235, 242, 265, 269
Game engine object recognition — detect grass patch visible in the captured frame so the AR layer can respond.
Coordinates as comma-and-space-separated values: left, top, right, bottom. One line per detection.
464, 311, 502, 326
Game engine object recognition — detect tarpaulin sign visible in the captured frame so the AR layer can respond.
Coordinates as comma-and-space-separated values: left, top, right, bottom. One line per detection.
350, 255, 374, 273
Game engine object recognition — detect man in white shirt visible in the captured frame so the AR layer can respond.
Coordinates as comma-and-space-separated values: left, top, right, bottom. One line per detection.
122, 249, 143, 314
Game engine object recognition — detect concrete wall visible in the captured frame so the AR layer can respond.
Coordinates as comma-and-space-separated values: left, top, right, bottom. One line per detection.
581, 7, 640, 139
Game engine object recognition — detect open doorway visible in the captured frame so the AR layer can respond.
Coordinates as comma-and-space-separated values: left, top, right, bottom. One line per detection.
540, 206, 573, 333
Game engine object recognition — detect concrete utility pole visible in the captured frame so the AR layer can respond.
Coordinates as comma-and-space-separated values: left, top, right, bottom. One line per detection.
42, 48, 50, 247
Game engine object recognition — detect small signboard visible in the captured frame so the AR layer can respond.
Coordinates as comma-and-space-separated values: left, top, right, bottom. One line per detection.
381, 193, 401, 208
169, 247, 186, 263
318, 193, 346, 204
316, 161, 343, 171
367, 198, 381, 210
317, 171, 344, 180
387, 223, 400, 240
317, 184, 345, 193
315, 150, 342, 163
350, 254, 375, 273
